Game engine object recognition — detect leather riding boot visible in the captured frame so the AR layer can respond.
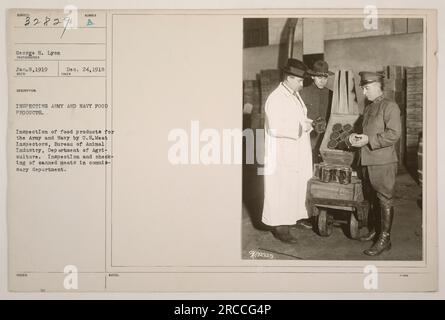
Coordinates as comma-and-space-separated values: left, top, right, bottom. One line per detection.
364, 206, 394, 256
272, 225, 298, 244
359, 228, 376, 242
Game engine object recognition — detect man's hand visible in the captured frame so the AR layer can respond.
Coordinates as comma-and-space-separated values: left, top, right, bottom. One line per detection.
304, 119, 313, 133
312, 117, 326, 133
349, 134, 369, 147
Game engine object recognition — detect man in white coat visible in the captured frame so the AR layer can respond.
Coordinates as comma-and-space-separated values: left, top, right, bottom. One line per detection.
262, 58, 313, 243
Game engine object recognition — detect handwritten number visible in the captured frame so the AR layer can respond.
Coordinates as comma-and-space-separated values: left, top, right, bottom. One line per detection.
60, 17, 71, 39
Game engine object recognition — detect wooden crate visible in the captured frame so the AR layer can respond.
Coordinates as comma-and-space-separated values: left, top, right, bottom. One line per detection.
395, 114, 406, 169
383, 65, 408, 167
260, 69, 281, 114
319, 70, 361, 166
383, 78, 405, 92
406, 66, 423, 173
383, 65, 406, 80
319, 113, 360, 166
309, 177, 364, 202
243, 80, 260, 114
250, 112, 265, 130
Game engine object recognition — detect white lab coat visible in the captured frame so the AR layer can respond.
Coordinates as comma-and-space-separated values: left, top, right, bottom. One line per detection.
262, 83, 313, 226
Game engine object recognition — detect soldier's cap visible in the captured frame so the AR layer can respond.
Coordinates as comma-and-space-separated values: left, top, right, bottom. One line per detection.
308, 60, 334, 77
359, 71, 384, 86
281, 58, 308, 78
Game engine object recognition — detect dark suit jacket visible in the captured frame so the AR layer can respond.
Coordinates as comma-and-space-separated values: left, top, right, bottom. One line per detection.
300, 83, 332, 121
300, 83, 333, 151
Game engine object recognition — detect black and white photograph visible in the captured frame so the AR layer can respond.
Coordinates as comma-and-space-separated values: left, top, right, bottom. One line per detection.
242, 17, 424, 260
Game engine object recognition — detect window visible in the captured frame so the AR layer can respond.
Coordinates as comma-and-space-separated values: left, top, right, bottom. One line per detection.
243, 18, 269, 48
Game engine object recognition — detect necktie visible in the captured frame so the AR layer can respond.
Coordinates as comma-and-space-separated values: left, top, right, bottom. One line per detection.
293, 91, 307, 117
292, 92, 306, 137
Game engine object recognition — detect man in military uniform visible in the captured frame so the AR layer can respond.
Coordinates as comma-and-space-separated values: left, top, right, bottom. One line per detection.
300, 60, 333, 163
349, 71, 401, 256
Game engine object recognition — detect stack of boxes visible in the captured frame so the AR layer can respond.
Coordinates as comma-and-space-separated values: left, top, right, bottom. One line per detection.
383, 65, 407, 169
405, 66, 423, 177
242, 70, 280, 165
260, 70, 281, 113
242, 69, 281, 131
258, 69, 281, 129
243, 80, 260, 129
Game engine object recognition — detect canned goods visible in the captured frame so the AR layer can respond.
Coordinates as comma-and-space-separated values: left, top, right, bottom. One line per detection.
318, 164, 352, 184
332, 123, 343, 132
327, 139, 338, 149
336, 141, 348, 151
330, 168, 339, 183
343, 123, 353, 132
339, 131, 350, 140
330, 131, 340, 140
313, 163, 322, 179
321, 166, 331, 182
338, 167, 352, 184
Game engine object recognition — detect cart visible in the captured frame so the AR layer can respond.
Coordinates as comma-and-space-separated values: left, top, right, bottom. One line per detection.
307, 70, 369, 239
308, 177, 369, 239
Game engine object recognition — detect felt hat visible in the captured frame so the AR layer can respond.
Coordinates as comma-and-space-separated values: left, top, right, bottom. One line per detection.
281, 58, 308, 78
308, 60, 334, 77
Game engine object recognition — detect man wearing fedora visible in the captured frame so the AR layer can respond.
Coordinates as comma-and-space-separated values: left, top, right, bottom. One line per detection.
261, 58, 313, 244
297, 60, 333, 229
349, 71, 401, 256
300, 60, 334, 161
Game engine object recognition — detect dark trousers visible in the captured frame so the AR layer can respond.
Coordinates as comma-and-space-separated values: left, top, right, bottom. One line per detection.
361, 163, 397, 232
362, 163, 397, 207
310, 131, 324, 164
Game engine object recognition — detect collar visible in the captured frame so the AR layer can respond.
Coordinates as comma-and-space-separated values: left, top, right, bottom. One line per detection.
311, 82, 325, 90
280, 81, 297, 97
370, 94, 384, 104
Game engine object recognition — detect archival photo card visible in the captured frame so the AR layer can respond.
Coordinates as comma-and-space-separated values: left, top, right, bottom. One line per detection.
6, 8, 437, 292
